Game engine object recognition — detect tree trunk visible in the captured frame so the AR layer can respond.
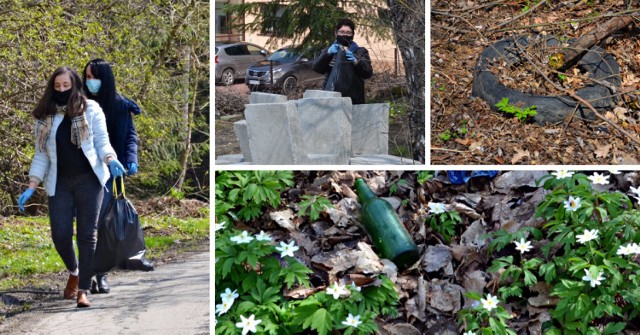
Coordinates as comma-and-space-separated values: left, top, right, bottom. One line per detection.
555, 15, 635, 71
386, 0, 426, 163
176, 46, 194, 192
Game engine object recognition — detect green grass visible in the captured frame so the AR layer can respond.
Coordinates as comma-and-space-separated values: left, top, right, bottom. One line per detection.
0, 215, 209, 290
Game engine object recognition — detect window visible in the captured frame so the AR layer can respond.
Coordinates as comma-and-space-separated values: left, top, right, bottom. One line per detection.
246, 45, 263, 56
260, 4, 287, 36
217, 13, 231, 34
224, 45, 248, 56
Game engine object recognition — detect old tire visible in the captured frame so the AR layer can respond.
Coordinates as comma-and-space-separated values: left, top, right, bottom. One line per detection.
472, 34, 621, 124
281, 76, 297, 95
221, 68, 235, 86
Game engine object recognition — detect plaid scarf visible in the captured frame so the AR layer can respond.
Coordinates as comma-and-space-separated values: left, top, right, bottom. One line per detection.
36, 105, 89, 151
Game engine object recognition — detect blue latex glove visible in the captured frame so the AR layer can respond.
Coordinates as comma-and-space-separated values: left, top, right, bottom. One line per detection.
127, 162, 138, 175
328, 43, 340, 55
109, 159, 125, 178
345, 50, 357, 63
447, 171, 498, 185
18, 188, 34, 211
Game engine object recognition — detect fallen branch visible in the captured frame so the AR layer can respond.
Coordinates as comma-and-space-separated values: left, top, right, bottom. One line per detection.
493, 0, 548, 29
514, 40, 640, 147
553, 16, 636, 71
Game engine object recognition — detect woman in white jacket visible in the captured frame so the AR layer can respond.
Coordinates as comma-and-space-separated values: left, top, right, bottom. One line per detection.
17, 66, 125, 308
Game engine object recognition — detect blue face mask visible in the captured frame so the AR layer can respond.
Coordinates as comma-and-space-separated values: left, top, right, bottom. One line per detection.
86, 79, 102, 94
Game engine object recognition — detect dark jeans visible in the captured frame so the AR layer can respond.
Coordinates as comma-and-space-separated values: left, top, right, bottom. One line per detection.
49, 173, 104, 291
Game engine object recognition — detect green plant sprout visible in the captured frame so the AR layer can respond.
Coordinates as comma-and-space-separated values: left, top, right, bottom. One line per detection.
495, 97, 537, 123
298, 194, 333, 221
427, 202, 462, 244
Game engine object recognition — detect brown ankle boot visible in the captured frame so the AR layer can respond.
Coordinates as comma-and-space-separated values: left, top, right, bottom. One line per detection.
77, 290, 90, 308
63, 275, 78, 299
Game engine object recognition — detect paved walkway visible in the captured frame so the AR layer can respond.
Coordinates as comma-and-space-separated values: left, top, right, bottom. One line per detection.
0, 251, 210, 335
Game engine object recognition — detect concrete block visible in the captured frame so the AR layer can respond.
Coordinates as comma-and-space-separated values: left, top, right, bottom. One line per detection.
249, 92, 288, 104
244, 102, 304, 164
233, 120, 252, 162
295, 98, 350, 164
303, 90, 342, 99
349, 154, 421, 165
215, 154, 246, 165
351, 103, 389, 155
306, 154, 344, 165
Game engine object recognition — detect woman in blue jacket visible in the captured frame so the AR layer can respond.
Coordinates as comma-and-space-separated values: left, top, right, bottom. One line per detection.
82, 59, 145, 294
18, 67, 125, 308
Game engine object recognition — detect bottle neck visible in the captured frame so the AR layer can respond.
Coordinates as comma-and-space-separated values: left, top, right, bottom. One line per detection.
354, 178, 376, 203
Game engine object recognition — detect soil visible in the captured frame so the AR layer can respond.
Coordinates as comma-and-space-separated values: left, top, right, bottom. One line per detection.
431, 1, 640, 165
214, 73, 414, 159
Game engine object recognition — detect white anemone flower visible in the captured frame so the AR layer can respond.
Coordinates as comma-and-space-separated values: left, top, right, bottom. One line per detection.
514, 238, 533, 254
564, 196, 581, 212
326, 282, 348, 299
428, 202, 447, 215
576, 229, 599, 244
230, 231, 254, 244
341, 313, 362, 328
275, 240, 299, 258
582, 269, 605, 288
480, 293, 499, 312
551, 170, 574, 179
235, 314, 262, 335
588, 172, 610, 185
255, 230, 272, 242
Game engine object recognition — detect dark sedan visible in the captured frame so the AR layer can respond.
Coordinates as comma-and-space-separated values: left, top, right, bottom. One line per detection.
245, 47, 324, 94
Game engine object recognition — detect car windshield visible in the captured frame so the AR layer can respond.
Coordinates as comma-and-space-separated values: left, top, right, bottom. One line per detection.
266, 49, 298, 62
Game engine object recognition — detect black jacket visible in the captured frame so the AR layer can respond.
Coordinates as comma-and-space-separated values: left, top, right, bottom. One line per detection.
104, 94, 140, 166
312, 42, 373, 104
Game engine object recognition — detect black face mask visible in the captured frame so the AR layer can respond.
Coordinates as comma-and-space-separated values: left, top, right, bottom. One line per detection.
336, 35, 353, 47
53, 89, 72, 106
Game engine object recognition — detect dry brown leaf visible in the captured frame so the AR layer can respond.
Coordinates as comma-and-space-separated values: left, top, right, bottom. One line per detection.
511, 149, 530, 164
454, 138, 474, 146
594, 144, 611, 158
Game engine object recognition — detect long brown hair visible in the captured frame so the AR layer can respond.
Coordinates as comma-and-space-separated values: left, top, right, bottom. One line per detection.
32, 67, 87, 119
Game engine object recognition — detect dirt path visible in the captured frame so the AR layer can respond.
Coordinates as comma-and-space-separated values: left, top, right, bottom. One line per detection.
0, 251, 210, 335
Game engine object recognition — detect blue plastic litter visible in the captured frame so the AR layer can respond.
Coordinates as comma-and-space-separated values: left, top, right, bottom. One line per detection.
447, 171, 499, 185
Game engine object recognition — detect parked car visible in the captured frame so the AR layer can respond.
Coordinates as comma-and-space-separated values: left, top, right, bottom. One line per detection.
245, 46, 325, 94
215, 42, 269, 86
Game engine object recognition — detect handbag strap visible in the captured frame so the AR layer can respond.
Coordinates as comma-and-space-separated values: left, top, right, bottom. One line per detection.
112, 176, 126, 198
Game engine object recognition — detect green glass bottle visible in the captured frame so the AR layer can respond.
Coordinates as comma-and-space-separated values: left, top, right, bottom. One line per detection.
354, 178, 420, 271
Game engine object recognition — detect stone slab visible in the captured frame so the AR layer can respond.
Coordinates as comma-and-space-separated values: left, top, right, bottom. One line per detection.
249, 92, 288, 104
244, 102, 304, 164
233, 120, 252, 162
352, 103, 389, 155
349, 154, 421, 165
295, 97, 351, 164
303, 90, 342, 98
306, 154, 344, 165
215, 154, 246, 165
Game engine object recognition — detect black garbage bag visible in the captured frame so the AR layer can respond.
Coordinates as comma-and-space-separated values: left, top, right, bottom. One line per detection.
324, 49, 362, 102
93, 179, 154, 273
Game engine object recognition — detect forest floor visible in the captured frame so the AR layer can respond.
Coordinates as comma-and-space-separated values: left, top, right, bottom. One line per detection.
215, 170, 640, 334
214, 73, 416, 160
431, 1, 640, 165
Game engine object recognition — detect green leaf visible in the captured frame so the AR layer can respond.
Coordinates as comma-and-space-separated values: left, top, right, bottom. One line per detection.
308, 308, 332, 335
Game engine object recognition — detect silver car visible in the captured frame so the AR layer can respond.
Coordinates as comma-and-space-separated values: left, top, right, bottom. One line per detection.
215, 42, 269, 86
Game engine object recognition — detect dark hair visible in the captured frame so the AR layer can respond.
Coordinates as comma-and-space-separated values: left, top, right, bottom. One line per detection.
32, 67, 86, 119
82, 58, 117, 115
335, 18, 355, 33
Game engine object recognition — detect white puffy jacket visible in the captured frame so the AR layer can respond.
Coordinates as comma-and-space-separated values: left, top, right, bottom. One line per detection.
28, 99, 117, 196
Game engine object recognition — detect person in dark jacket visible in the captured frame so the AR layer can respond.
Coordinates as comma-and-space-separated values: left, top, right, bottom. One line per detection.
82, 58, 144, 294
312, 18, 373, 104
